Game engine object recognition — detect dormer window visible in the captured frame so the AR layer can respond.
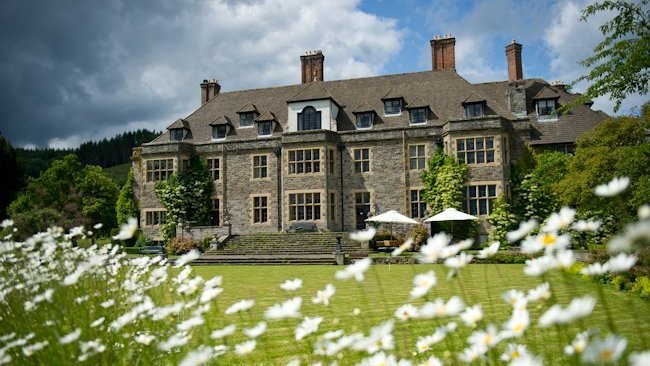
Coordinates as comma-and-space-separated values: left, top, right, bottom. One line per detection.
298, 106, 321, 131
536, 99, 558, 120
409, 108, 427, 124
170, 129, 185, 141
239, 112, 256, 128
212, 125, 228, 140
383, 99, 402, 115
464, 102, 484, 118
356, 112, 373, 129
257, 121, 273, 136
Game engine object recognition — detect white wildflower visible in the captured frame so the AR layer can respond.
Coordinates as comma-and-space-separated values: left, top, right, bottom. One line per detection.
234, 340, 256, 356
527, 283, 551, 302
410, 271, 437, 299
564, 331, 590, 355
539, 296, 596, 327
349, 227, 376, 242
225, 299, 255, 315
244, 322, 267, 339
158, 333, 190, 351
444, 252, 473, 269
629, 351, 650, 366
295, 316, 323, 340
607, 253, 637, 273
0, 219, 14, 228
199, 286, 223, 304
134, 333, 155, 345
419, 296, 465, 318
523, 255, 556, 276
280, 278, 303, 292
507, 219, 538, 243
581, 334, 627, 364
460, 304, 483, 328
477, 241, 500, 259
391, 238, 413, 257
335, 257, 371, 282
93, 223, 103, 229
59, 328, 81, 344
468, 324, 500, 349
211, 325, 237, 340
581, 262, 610, 276
573, 219, 602, 232
265, 297, 302, 319
312, 284, 336, 306
22, 340, 49, 356
113, 217, 138, 241
90, 317, 105, 328
419, 232, 452, 263
555, 250, 575, 269
204, 276, 223, 288
100, 299, 115, 308
501, 310, 530, 339
458, 345, 488, 362
500, 343, 529, 362
394, 304, 419, 321
175, 249, 201, 267
542, 207, 576, 232
179, 346, 213, 366
594, 176, 630, 197
639, 204, 650, 220
177, 316, 204, 331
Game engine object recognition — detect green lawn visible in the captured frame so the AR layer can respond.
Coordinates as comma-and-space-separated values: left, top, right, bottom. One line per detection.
187, 264, 650, 365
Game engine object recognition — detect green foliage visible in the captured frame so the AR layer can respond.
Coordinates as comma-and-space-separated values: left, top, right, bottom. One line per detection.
154, 154, 213, 241
0, 134, 24, 220
555, 112, 650, 234
472, 251, 534, 264
165, 237, 201, 255
569, 0, 650, 112
512, 151, 572, 222
104, 163, 131, 187
116, 168, 138, 226
487, 196, 517, 247
135, 232, 153, 248
630, 276, 650, 300
420, 148, 468, 215
7, 154, 118, 238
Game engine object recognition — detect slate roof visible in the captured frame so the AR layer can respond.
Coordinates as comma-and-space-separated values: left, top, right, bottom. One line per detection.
149, 69, 608, 146
255, 111, 276, 122
236, 102, 258, 113
533, 86, 560, 100
166, 118, 189, 130
209, 115, 232, 126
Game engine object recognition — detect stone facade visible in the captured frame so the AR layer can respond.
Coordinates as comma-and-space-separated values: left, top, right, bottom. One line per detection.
132, 36, 607, 243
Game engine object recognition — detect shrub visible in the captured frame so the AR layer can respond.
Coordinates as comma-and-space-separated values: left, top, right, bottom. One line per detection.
165, 237, 201, 255
121, 246, 140, 255
630, 276, 650, 299
135, 232, 153, 248
472, 251, 534, 264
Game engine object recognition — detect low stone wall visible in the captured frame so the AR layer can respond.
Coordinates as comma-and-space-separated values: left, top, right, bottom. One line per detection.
177, 225, 231, 241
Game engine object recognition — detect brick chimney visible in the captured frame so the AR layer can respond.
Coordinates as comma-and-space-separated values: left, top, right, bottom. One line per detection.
430, 35, 456, 71
505, 40, 523, 81
300, 50, 324, 83
200, 79, 221, 106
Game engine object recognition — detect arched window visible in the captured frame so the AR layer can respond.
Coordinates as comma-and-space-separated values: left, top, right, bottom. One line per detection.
298, 106, 321, 131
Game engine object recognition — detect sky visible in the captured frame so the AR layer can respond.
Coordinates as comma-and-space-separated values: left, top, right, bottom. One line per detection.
0, 0, 646, 149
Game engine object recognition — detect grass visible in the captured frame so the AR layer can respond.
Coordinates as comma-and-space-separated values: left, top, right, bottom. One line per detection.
185, 264, 650, 365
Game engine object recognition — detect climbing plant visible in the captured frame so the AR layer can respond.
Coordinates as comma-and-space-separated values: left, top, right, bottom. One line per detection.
420, 148, 468, 215
487, 195, 517, 247
116, 168, 138, 226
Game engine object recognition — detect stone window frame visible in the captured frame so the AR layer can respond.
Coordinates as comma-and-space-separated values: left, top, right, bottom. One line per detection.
251, 154, 271, 181
144, 209, 167, 227
464, 102, 485, 118
210, 196, 222, 226
383, 99, 402, 116
206, 157, 221, 181
328, 148, 336, 174
212, 125, 228, 140
286, 190, 325, 223
329, 190, 337, 223
408, 144, 427, 170
297, 106, 321, 131
251, 194, 271, 225
462, 181, 500, 217
409, 187, 428, 219
409, 108, 428, 124
145, 158, 175, 182
287, 148, 322, 175
352, 147, 372, 174
455, 136, 497, 166
355, 112, 374, 129
170, 129, 186, 141
536, 99, 559, 121
257, 121, 274, 136
348, 188, 375, 228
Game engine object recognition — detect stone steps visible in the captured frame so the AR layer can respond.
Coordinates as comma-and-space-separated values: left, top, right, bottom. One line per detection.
197, 232, 367, 265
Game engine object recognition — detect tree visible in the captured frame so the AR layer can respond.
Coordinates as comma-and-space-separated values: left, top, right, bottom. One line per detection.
420, 148, 469, 214
571, 0, 650, 112
555, 107, 650, 234
7, 154, 118, 238
0, 134, 23, 219
116, 168, 138, 226
487, 196, 518, 247
154, 154, 213, 241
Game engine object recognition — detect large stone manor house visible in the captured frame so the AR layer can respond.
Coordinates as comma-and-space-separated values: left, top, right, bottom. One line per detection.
133, 36, 608, 243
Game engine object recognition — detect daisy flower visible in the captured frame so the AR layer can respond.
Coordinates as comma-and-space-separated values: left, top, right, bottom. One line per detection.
349, 227, 376, 242
244, 322, 267, 339
264, 297, 302, 319
234, 340, 256, 356
113, 218, 138, 241
295, 316, 323, 341
312, 283, 336, 306
581, 334, 627, 364
335, 258, 371, 282
280, 278, 303, 292
507, 219, 538, 243
594, 176, 630, 197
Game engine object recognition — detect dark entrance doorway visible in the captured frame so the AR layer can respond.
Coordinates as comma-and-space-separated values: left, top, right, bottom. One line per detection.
355, 192, 371, 230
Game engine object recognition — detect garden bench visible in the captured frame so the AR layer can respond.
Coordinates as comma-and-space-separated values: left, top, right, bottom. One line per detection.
139, 246, 167, 258
289, 222, 317, 232
377, 240, 401, 252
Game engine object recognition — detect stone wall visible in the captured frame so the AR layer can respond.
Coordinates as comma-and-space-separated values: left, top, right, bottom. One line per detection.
179, 225, 231, 242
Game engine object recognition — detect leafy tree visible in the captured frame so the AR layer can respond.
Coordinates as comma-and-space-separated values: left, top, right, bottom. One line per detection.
556, 108, 650, 233
487, 196, 518, 247
116, 168, 138, 226
0, 134, 23, 219
570, 0, 650, 112
512, 151, 572, 222
7, 154, 118, 238
155, 154, 213, 241
420, 148, 469, 215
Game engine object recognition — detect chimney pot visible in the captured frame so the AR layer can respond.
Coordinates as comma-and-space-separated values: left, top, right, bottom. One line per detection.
430, 35, 456, 71
505, 41, 523, 81
200, 79, 221, 106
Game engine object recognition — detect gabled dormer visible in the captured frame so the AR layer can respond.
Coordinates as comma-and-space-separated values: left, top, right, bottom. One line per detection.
286, 82, 340, 132
533, 86, 560, 121
462, 92, 487, 118
167, 118, 190, 141
237, 103, 259, 128
381, 89, 404, 116
255, 111, 277, 137
405, 97, 431, 125
352, 101, 375, 130
209, 115, 232, 141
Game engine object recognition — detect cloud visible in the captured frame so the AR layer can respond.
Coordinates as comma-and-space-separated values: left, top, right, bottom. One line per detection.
544, 0, 647, 113
0, 0, 403, 148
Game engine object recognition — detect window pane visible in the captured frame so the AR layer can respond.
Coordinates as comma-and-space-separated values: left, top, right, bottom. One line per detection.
469, 200, 478, 215
477, 151, 485, 164
486, 138, 494, 149
476, 138, 484, 150
410, 159, 417, 170
457, 140, 465, 151
486, 150, 494, 163
409, 145, 416, 156
478, 185, 487, 197
467, 153, 475, 164
488, 185, 496, 197
362, 149, 369, 159
479, 199, 488, 215
363, 161, 369, 172
467, 139, 475, 150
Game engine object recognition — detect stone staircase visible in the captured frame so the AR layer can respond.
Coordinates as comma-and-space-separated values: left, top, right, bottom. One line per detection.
193, 232, 368, 265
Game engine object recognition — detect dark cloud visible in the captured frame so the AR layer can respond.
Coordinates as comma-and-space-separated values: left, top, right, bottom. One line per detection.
0, 0, 403, 147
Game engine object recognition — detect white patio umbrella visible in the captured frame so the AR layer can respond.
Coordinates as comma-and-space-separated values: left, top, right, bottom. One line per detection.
366, 210, 419, 238
424, 208, 477, 238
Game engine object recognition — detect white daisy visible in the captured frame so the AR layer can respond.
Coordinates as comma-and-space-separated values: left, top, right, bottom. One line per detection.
594, 176, 630, 197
